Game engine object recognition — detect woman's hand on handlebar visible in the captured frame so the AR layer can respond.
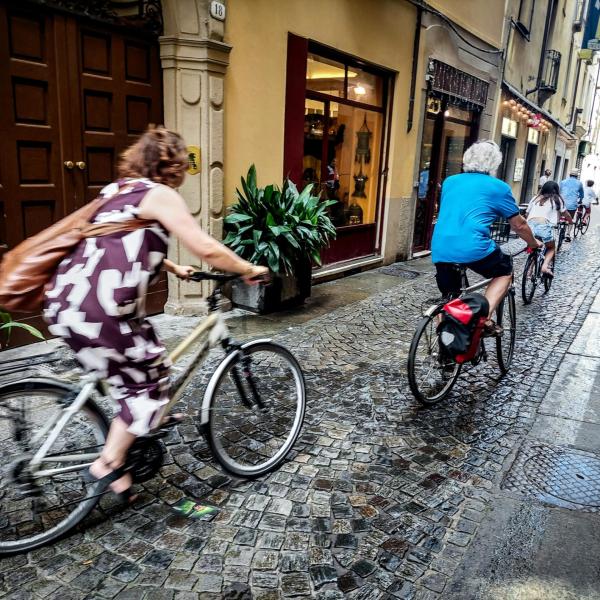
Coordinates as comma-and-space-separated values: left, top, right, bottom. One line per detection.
242, 265, 270, 285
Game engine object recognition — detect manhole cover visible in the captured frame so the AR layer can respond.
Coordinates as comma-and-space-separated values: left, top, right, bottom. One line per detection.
523, 447, 600, 507
503, 442, 600, 511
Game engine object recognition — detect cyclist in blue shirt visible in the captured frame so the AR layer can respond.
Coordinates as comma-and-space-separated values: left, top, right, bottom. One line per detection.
559, 169, 584, 242
432, 140, 541, 331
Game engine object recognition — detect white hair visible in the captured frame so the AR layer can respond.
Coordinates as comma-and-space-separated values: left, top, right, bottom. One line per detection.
462, 140, 503, 176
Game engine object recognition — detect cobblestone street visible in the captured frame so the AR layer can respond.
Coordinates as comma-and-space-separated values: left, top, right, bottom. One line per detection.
2, 224, 600, 600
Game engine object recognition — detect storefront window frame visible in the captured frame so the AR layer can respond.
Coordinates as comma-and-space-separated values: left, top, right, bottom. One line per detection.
304, 41, 392, 260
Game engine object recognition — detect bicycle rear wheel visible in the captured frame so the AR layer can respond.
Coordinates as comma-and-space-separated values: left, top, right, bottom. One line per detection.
496, 291, 516, 374
0, 379, 108, 555
205, 341, 305, 478
557, 225, 566, 252
581, 214, 590, 235
407, 314, 461, 405
543, 256, 555, 293
521, 253, 538, 304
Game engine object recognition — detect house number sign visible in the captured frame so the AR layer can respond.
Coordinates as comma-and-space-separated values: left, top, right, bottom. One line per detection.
210, 1, 226, 21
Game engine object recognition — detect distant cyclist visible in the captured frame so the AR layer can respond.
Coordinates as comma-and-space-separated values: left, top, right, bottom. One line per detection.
526, 181, 572, 277
559, 169, 584, 242
582, 180, 597, 216
431, 140, 542, 333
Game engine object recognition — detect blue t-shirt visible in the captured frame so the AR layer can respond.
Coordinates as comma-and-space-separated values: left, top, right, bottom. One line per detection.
431, 173, 520, 264
559, 177, 584, 210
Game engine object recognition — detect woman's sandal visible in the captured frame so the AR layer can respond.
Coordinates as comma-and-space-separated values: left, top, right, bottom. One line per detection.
156, 413, 186, 430
84, 465, 136, 505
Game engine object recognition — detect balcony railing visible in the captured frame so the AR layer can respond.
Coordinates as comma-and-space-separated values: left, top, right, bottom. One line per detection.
540, 50, 561, 94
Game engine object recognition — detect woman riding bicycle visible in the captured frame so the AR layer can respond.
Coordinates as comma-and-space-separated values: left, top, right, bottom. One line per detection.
431, 140, 541, 333
526, 180, 572, 277
43, 126, 268, 501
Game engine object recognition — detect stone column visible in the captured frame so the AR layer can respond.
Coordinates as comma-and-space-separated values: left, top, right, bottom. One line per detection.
159, 0, 231, 314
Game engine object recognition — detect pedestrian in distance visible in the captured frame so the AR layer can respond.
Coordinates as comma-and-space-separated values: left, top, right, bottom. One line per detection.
559, 169, 584, 241
43, 125, 269, 501
526, 181, 572, 277
539, 168, 551, 189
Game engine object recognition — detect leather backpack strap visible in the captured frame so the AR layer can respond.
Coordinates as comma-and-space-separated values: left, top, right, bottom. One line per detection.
82, 218, 155, 238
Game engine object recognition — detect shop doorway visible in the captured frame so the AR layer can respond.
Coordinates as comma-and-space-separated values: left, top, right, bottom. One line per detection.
412, 97, 479, 252
0, 2, 164, 343
520, 142, 538, 202
499, 136, 517, 183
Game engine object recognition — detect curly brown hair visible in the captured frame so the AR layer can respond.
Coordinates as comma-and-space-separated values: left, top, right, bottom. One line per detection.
118, 125, 189, 187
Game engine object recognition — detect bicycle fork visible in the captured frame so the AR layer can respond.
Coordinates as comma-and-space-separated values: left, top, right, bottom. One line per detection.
227, 344, 266, 411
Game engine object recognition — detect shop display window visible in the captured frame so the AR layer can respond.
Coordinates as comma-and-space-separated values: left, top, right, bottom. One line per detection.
303, 50, 385, 230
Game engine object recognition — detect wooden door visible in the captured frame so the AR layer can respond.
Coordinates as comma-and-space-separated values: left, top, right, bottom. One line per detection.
0, 4, 166, 345
0, 6, 77, 256
66, 19, 167, 311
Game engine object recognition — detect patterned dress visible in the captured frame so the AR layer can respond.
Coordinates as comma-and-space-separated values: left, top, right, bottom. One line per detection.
44, 178, 171, 435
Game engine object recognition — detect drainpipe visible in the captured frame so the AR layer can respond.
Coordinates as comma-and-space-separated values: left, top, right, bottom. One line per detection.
526, 0, 555, 95
407, 6, 423, 133
568, 58, 583, 130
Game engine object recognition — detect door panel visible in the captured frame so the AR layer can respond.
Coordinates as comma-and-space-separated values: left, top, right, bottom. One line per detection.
0, 6, 74, 255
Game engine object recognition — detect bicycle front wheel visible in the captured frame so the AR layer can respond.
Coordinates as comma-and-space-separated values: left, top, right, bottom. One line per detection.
0, 379, 108, 555
521, 253, 538, 304
407, 314, 461, 405
496, 292, 516, 374
205, 341, 305, 478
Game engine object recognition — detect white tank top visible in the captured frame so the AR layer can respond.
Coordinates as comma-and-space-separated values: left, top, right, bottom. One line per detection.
527, 196, 564, 225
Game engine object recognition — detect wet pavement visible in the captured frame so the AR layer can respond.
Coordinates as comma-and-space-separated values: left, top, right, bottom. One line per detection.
1, 221, 600, 599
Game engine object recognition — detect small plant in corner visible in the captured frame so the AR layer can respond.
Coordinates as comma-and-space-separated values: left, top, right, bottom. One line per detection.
223, 165, 337, 275
0, 311, 44, 349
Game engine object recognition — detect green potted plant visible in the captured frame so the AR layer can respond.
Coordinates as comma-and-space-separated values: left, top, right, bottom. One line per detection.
223, 165, 336, 313
0, 311, 44, 349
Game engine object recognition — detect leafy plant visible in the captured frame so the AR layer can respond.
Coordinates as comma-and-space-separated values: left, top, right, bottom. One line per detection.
223, 165, 336, 275
0, 311, 44, 349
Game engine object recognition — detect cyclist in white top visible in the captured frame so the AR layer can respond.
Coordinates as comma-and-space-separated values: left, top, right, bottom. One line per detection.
583, 180, 597, 214
527, 180, 572, 277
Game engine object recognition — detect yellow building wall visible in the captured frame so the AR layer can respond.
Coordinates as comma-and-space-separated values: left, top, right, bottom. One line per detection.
427, 0, 505, 48
223, 0, 419, 213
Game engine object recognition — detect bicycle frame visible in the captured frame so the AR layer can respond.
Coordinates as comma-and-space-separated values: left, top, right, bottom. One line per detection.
21, 302, 254, 480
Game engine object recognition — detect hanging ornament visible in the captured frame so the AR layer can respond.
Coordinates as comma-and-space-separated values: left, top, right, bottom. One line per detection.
355, 114, 372, 164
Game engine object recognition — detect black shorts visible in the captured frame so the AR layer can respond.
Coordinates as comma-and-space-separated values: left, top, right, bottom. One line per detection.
567, 209, 576, 218
435, 246, 513, 298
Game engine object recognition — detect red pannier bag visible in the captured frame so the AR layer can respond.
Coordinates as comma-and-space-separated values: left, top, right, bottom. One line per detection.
437, 293, 489, 363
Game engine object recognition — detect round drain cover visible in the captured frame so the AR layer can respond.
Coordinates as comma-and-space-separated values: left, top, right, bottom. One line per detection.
523, 447, 600, 507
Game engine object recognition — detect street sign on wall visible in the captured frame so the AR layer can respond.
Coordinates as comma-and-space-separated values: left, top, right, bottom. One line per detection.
514, 158, 525, 182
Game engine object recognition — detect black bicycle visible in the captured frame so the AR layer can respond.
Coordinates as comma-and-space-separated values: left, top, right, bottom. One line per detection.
521, 239, 554, 304
407, 263, 517, 405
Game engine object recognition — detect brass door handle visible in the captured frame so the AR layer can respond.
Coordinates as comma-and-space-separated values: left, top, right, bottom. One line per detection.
64, 161, 74, 170
76, 161, 86, 170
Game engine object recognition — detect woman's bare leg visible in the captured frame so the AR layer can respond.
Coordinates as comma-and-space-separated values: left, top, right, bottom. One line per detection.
542, 243, 555, 273
89, 417, 136, 494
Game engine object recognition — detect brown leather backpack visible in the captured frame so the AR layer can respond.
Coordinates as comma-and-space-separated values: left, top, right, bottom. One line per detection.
0, 194, 151, 314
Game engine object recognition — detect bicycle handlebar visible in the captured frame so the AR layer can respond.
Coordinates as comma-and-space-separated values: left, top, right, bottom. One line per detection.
188, 271, 270, 284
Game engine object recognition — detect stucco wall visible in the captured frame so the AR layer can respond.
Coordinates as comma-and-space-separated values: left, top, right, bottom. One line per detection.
428, 0, 505, 48
223, 0, 420, 245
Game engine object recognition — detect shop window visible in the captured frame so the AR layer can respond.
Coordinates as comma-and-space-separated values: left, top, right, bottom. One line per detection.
306, 53, 345, 98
